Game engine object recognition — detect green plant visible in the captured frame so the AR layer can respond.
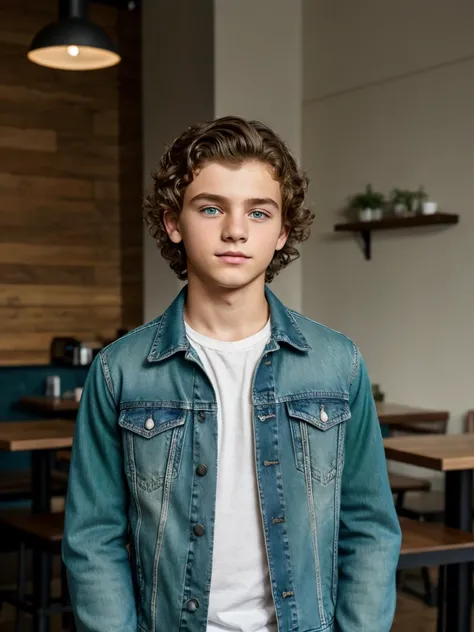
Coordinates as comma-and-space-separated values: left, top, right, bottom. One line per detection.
390, 188, 412, 208
413, 186, 428, 208
391, 186, 429, 212
350, 184, 385, 210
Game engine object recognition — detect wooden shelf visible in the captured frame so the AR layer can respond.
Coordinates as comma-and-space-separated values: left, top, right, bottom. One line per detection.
334, 213, 459, 260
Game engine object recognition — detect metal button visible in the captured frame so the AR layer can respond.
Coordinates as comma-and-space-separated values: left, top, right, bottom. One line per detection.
193, 524, 205, 537
196, 464, 208, 477
320, 406, 328, 423
144, 417, 155, 430
198, 411, 206, 422
186, 598, 199, 612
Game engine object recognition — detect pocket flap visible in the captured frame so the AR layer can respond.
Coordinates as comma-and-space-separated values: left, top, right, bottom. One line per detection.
118, 406, 186, 438
286, 397, 350, 430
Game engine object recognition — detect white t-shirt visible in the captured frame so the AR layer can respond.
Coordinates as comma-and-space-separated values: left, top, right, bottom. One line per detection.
185, 320, 277, 632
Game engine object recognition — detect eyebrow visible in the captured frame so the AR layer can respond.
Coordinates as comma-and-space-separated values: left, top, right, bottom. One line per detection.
189, 192, 280, 210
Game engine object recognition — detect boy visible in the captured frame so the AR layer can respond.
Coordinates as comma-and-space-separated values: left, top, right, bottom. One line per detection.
63, 116, 401, 632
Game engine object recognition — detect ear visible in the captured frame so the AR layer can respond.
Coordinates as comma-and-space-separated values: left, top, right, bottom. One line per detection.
275, 224, 290, 251
163, 209, 182, 244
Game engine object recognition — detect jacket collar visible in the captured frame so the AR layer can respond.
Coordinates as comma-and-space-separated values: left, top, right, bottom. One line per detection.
147, 285, 311, 363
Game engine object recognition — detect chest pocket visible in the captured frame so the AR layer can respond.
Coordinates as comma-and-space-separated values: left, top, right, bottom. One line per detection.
118, 406, 187, 492
287, 397, 350, 485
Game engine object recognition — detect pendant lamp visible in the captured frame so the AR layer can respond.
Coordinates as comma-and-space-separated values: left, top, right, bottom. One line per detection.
27, 0, 120, 71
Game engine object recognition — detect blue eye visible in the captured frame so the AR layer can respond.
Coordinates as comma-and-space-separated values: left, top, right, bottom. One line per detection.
250, 210, 266, 220
201, 206, 220, 216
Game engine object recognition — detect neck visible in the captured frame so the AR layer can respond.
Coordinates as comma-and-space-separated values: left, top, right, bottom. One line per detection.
184, 277, 269, 342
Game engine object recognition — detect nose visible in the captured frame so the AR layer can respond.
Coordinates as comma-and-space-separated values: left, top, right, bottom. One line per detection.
221, 213, 248, 242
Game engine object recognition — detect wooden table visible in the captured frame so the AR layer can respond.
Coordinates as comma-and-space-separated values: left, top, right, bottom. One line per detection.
376, 402, 449, 426
385, 434, 474, 632
0, 420, 74, 632
19, 397, 80, 417
0, 420, 75, 458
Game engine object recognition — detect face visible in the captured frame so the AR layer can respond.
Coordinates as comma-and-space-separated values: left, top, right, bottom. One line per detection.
164, 160, 289, 291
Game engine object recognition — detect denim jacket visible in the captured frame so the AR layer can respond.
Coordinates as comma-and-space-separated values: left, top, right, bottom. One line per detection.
63, 286, 401, 632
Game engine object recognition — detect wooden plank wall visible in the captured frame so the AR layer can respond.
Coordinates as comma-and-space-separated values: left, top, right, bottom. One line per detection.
0, 0, 143, 365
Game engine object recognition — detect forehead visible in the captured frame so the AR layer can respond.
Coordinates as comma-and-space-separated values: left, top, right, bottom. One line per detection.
184, 160, 281, 202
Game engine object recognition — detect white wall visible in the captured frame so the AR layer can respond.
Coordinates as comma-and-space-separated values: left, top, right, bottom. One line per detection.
214, 0, 303, 310
302, 0, 474, 435
142, 0, 304, 319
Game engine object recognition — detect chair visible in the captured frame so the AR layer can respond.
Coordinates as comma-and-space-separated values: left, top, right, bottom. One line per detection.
389, 416, 449, 605
399, 517, 474, 632
0, 510, 74, 631
389, 472, 431, 511
0, 469, 68, 505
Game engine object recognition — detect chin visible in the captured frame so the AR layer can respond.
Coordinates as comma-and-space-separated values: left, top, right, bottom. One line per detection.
216, 272, 266, 290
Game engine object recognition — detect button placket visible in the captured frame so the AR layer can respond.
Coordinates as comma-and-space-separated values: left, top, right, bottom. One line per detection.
193, 524, 205, 537
186, 598, 199, 612
255, 401, 297, 622
196, 464, 208, 477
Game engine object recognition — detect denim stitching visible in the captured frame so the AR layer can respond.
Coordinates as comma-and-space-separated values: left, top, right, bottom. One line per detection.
332, 423, 345, 603
349, 342, 359, 391
127, 432, 145, 617
119, 400, 217, 412
99, 352, 115, 401
301, 422, 326, 624
253, 418, 283, 625
151, 426, 179, 631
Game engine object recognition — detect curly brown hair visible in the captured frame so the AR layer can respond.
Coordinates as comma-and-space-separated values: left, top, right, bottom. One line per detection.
143, 115, 314, 283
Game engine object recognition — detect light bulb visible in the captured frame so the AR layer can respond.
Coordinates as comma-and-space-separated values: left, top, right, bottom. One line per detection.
67, 45, 79, 57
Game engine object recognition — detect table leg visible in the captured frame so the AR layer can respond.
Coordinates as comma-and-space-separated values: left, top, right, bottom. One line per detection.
32, 549, 52, 632
444, 470, 473, 632
31, 450, 53, 514
31, 450, 54, 632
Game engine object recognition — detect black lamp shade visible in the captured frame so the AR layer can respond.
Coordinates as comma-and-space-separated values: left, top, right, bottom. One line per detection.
27, 17, 120, 70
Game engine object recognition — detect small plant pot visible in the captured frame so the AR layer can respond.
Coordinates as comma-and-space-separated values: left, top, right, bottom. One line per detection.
393, 203, 407, 217
422, 201, 438, 215
372, 208, 383, 221
359, 208, 373, 222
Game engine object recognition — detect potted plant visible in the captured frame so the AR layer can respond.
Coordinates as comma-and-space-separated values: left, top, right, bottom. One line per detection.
412, 186, 428, 214
416, 187, 439, 215
390, 188, 414, 216
350, 185, 385, 222
391, 188, 407, 216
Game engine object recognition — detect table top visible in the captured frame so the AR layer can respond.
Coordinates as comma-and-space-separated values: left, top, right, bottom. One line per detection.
0, 420, 75, 452
19, 397, 80, 414
384, 434, 474, 471
376, 402, 449, 425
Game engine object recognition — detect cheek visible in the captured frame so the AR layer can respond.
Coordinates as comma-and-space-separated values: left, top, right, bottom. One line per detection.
180, 223, 210, 255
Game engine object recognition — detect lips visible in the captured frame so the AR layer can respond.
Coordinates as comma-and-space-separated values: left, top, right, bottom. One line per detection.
216, 252, 251, 264
216, 252, 250, 258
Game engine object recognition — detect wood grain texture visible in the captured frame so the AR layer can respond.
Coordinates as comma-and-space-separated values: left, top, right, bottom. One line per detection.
400, 517, 474, 555
385, 434, 474, 471
0, 420, 74, 451
377, 402, 450, 425
0, 0, 143, 364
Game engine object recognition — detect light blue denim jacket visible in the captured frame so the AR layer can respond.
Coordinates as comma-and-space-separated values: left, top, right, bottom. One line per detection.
63, 286, 401, 632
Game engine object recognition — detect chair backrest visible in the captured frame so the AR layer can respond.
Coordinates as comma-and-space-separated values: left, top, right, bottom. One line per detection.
465, 410, 474, 434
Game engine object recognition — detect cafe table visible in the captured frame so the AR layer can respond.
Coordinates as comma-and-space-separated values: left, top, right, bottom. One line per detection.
384, 433, 474, 632
19, 397, 80, 419
376, 402, 449, 427
0, 419, 75, 632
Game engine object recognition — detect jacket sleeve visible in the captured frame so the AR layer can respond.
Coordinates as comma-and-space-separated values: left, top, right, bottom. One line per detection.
62, 352, 137, 632
335, 346, 401, 631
